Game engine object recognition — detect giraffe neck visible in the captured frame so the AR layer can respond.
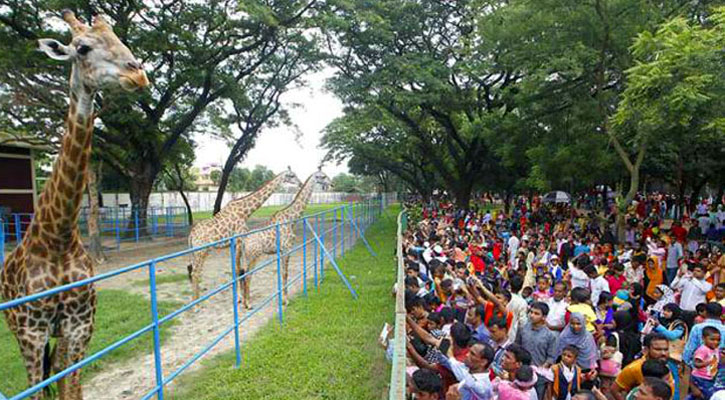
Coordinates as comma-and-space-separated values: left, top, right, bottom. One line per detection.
227, 174, 282, 219
277, 176, 314, 221
31, 68, 96, 249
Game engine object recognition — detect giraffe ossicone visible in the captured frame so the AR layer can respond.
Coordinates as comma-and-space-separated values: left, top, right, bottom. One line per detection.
1, 10, 148, 400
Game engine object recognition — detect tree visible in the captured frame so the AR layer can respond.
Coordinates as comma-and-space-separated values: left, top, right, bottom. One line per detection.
246, 165, 276, 191
227, 167, 251, 192
330, 173, 359, 192
322, 0, 520, 209
209, 170, 222, 186
0, 0, 320, 234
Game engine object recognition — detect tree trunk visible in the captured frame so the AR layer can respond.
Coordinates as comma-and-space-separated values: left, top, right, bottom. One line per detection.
128, 172, 154, 238
616, 161, 640, 242
213, 158, 236, 215
86, 164, 106, 263
179, 187, 193, 226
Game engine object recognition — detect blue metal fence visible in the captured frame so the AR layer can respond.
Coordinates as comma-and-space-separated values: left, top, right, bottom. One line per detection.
0, 197, 390, 400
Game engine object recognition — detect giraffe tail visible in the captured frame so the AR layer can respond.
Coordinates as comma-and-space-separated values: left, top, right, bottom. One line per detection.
187, 264, 193, 282
42, 341, 53, 397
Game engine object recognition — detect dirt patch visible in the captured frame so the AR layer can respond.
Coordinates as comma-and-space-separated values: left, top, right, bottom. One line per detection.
83, 217, 357, 399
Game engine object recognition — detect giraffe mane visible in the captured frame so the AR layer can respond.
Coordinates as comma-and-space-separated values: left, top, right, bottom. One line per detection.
272, 174, 313, 217
227, 173, 282, 204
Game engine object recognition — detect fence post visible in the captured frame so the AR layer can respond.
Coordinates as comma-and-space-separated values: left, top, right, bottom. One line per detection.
275, 223, 284, 325
332, 209, 337, 260
134, 210, 140, 243
341, 207, 345, 257
313, 214, 318, 289
302, 218, 307, 297
14, 214, 21, 246
148, 261, 165, 400
115, 208, 121, 250
320, 212, 325, 282
167, 207, 174, 237
152, 208, 158, 236
0, 217, 5, 266
230, 237, 242, 368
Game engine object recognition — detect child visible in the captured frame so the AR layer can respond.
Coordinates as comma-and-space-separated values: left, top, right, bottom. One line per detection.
598, 334, 622, 394
522, 286, 534, 305
695, 303, 708, 325
533, 275, 553, 302
494, 364, 538, 400
716, 283, 725, 307
548, 345, 582, 400
692, 326, 721, 399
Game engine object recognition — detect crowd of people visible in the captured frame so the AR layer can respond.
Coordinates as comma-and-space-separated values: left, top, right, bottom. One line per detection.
392, 193, 725, 400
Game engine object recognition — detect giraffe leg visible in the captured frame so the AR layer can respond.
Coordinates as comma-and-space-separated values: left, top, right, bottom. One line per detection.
190, 251, 208, 309
282, 255, 290, 307
14, 327, 49, 400
51, 336, 71, 399
242, 255, 260, 310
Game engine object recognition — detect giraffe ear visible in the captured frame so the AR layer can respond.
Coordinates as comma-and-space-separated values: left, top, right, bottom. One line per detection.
38, 39, 75, 61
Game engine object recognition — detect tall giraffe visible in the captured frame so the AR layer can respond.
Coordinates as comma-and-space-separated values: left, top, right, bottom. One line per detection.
186, 169, 299, 301
237, 170, 328, 309
0, 11, 149, 400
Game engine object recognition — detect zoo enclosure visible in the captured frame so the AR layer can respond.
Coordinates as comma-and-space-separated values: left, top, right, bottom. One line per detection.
0, 196, 392, 400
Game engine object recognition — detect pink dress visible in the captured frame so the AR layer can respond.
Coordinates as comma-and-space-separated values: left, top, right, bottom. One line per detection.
493, 379, 531, 400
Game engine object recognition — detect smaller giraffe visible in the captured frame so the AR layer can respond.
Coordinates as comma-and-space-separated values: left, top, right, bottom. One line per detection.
186, 169, 299, 301
237, 170, 328, 309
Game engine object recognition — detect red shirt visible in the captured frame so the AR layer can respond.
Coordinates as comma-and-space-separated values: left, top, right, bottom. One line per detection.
470, 254, 485, 273
672, 225, 688, 243
606, 274, 626, 294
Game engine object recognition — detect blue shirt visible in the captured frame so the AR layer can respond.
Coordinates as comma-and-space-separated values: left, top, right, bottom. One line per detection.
574, 244, 590, 258
470, 323, 492, 346
683, 319, 725, 367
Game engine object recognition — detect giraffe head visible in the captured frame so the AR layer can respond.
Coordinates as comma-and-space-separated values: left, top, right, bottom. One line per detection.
310, 169, 329, 190
281, 166, 302, 187
37, 10, 149, 92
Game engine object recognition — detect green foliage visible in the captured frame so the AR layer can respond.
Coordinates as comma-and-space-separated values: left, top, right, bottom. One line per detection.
173, 206, 399, 399
209, 170, 222, 186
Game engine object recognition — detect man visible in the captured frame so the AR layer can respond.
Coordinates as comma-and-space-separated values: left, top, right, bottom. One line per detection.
409, 369, 443, 400
683, 302, 725, 367
506, 275, 528, 342
634, 377, 672, 400
466, 305, 492, 345
443, 342, 495, 400
508, 233, 520, 266
586, 265, 610, 305
611, 332, 680, 400
546, 282, 569, 332
665, 236, 684, 284
515, 302, 557, 399
672, 263, 712, 311
501, 344, 537, 400
488, 318, 512, 377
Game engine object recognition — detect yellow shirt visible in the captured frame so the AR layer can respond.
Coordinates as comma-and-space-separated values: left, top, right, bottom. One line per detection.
615, 358, 675, 393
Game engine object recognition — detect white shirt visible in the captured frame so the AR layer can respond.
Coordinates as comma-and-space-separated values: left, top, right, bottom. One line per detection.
507, 294, 529, 342
672, 275, 712, 311
446, 357, 494, 400
508, 236, 520, 262
546, 298, 569, 329
569, 265, 590, 289
590, 276, 610, 305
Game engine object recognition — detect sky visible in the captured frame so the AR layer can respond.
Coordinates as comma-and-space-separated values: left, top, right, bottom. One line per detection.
192, 68, 349, 179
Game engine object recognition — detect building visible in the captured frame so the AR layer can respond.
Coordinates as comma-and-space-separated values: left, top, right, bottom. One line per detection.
0, 142, 40, 216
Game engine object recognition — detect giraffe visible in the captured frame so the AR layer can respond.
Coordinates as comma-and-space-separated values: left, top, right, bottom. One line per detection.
0, 11, 149, 400
186, 168, 299, 301
237, 170, 328, 309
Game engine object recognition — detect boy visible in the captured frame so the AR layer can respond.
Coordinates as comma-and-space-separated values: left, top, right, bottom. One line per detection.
548, 345, 582, 400
691, 326, 721, 399
408, 369, 443, 400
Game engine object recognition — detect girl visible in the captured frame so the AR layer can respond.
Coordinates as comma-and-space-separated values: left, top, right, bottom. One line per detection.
533, 275, 552, 302
595, 292, 615, 340
598, 334, 622, 395
648, 284, 677, 320
494, 364, 538, 400
653, 303, 687, 362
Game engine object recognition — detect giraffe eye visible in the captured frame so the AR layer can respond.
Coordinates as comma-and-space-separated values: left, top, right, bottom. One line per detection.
76, 45, 92, 56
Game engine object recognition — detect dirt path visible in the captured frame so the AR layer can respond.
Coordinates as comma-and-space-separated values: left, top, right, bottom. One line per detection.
83, 218, 358, 399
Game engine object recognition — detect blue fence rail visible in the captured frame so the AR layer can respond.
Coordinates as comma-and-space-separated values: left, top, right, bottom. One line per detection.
0, 196, 391, 400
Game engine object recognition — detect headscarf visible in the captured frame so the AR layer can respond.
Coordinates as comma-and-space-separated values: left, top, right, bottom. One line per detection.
614, 310, 642, 366
555, 313, 598, 369
658, 303, 683, 327
650, 284, 676, 315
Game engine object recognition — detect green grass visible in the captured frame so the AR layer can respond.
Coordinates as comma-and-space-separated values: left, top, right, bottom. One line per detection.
173, 205, 400, 400
1, 289, 181, 396
192, 202, 349, 222
132, 272, 189, 287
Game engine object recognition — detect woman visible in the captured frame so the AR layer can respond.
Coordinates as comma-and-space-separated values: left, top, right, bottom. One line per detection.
653, 303, 687, 361
594, 292, 615, 340
554, 313, 599, 370
613, 309, 642, 367
648, 284, 677, 319
644, 256, 665, 306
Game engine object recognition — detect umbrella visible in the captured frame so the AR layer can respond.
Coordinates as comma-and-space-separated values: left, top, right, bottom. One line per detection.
542, 191, 571, 204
